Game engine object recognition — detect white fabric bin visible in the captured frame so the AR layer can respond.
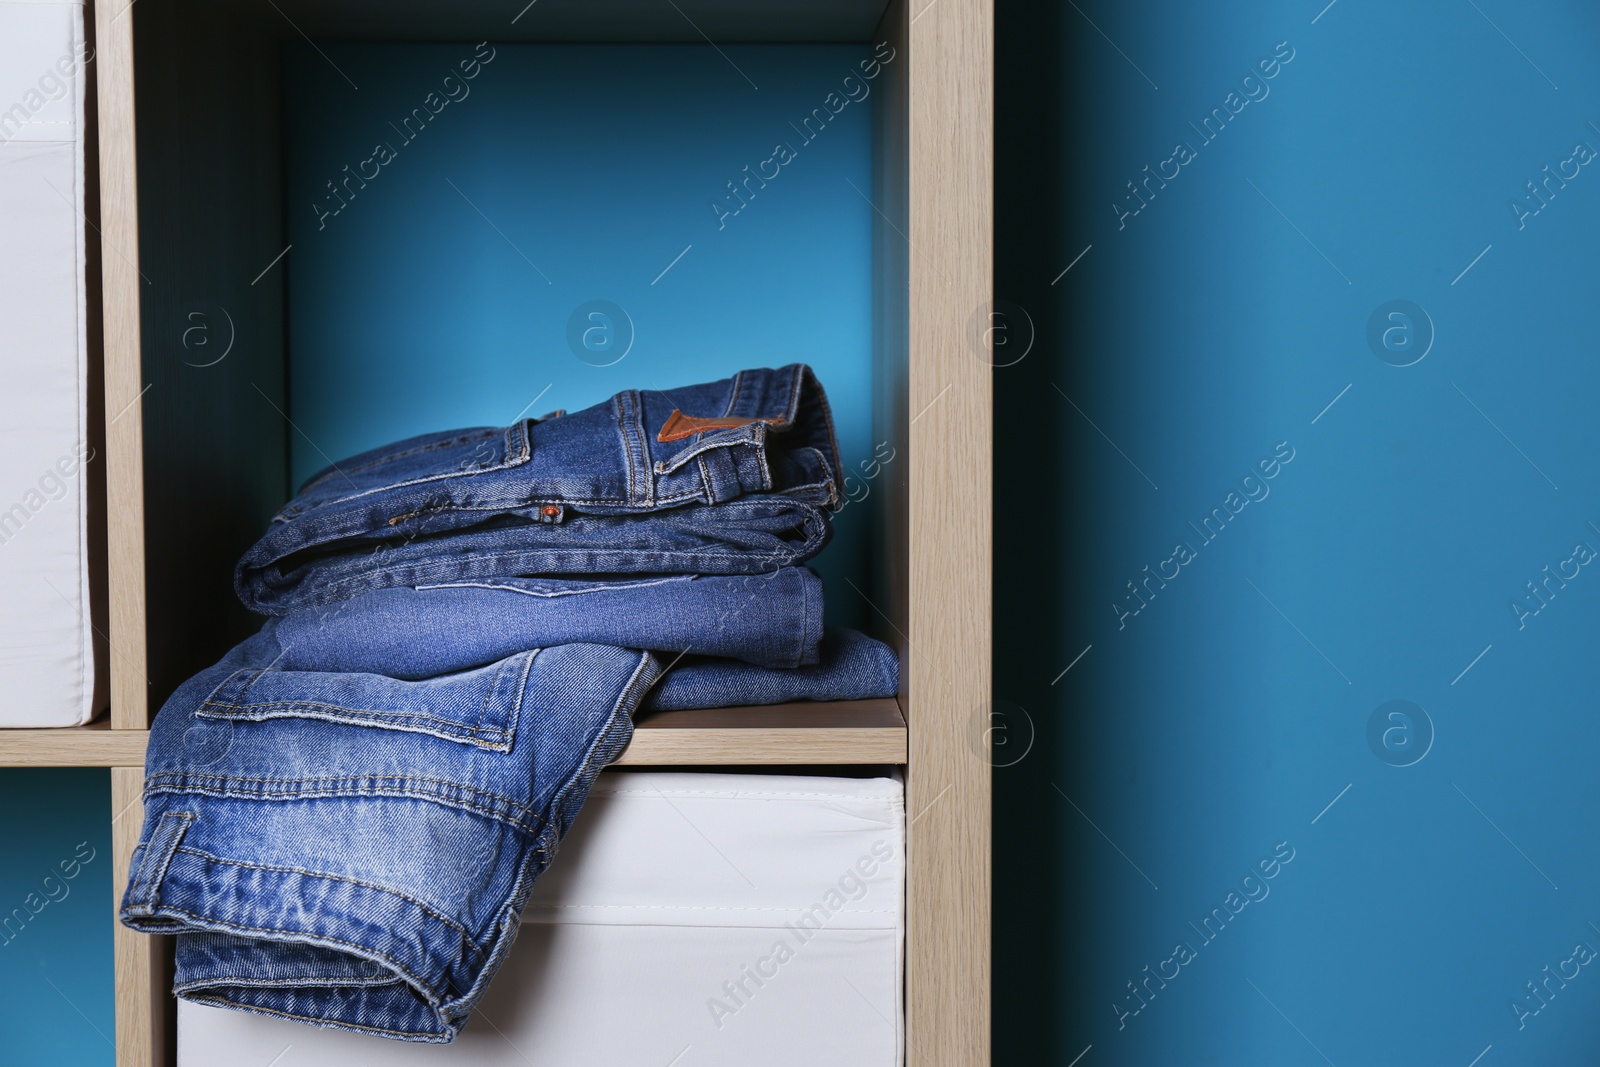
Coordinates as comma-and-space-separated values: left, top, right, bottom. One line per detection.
0, 0, 101, 726
179, 770, 906, 1066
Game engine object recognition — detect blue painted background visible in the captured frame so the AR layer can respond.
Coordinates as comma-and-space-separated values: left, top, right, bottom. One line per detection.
0, 769, 113, 1065
995, 0, 1600, 1064
281, 43, 876, 627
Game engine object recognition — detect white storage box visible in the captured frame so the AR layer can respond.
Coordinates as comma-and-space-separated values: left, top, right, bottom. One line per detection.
0, 0, 102, 726
179, 770, 906, 1066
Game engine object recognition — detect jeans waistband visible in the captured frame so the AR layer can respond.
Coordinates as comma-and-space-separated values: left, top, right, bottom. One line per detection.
236, 365, 841, 617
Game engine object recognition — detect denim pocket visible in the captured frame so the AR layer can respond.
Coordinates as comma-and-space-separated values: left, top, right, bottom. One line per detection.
279, 422, 534, 519
194, 650, 535, 752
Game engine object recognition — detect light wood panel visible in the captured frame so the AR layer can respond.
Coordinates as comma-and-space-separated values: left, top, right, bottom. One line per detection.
0, 722, 147, 767
888, 0, 995, 1062
113, 766, 171, 1067
618, 699, 906, 765
94, 0, 147, 730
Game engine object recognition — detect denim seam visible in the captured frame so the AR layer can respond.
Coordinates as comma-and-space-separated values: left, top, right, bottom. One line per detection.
143, 773, 542, 831
433, 653, 648, 1028
142, 905, 441, 1003
126, 811, 194, 911
479, 649, 532, 744
333, 428, 503, 475
175, 974, 396, 991
615, 651, 659, 725
611, 393, 631, 507
341, 422, 528, 477
415, 576, 692, 598
629, 390, 651, 507
785, 363, 804, 422
618, 390, 650, 508
171, 845, 489, 959
309, 492, 824, 537
432, 685, 631, 1031
305, 530, 826, 605
799, 566, 814, 666
199, 692, 513, 750
329, 539, 822, 576
147, 782, 536, 832
177, 992, 445, 1040
198, 700, 512, 751
347, 484, 721, 512
473, 655, 501, 739
295, 432, 532, 508
696, 454, 713, 504
536, 652, 651, 866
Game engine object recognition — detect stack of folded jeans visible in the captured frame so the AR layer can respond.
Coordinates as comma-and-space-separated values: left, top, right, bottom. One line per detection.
118, 364, 898, 1042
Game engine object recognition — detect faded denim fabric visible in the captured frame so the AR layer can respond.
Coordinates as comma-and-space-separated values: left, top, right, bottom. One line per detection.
644, 628, 899, 710
119, 622, 658, 1042
275, 567, 824, 673
236, 365, 841, 615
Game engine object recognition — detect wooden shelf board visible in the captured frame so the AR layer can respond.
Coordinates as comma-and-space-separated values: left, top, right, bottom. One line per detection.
0, 700, 906, 768
0, 719, 149, 767
618, 697, 906, 765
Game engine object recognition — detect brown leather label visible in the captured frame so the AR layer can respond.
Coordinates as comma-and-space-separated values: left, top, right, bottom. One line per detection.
657, 410, 787, 443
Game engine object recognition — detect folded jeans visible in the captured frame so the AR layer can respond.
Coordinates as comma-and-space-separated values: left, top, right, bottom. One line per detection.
271, 568, 825, 673
644, 628, 899, 711
236, 365, 842, 615
119, 625, 657, 1043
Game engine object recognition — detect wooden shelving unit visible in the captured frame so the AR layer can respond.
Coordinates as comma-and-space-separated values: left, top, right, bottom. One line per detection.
71, 0, 993, 1063
0, 721, 149, 768
620, 699, 907, 765
2, 700, 907, 769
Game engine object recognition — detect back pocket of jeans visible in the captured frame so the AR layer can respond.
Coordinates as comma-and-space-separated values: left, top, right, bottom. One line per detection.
194, 650, 536, 752
280, 422, 534, 519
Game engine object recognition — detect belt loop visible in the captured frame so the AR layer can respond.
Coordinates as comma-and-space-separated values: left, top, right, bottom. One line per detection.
124, 812, 195, 915
698, 446, 740, 503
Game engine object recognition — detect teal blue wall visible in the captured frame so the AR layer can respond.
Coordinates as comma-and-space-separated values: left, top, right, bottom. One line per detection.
0, 769, 113, 1065
995, 1, 1600, 1063
282, 43, 878, 628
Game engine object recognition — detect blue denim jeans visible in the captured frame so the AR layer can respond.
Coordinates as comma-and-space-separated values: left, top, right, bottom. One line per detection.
119, 624, 658, 1042
276, 567, 824, 672
645, 628, 899, 710
236, 365, 841, 615
267, 578, 891, 710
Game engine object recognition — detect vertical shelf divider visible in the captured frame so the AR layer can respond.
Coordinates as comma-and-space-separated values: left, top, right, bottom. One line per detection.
891, 0, 995, 1063
94, 0, 149, 735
